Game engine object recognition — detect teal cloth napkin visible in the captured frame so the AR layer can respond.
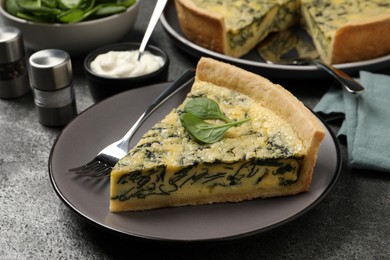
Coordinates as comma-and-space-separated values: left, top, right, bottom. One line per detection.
314, 71, 390, 172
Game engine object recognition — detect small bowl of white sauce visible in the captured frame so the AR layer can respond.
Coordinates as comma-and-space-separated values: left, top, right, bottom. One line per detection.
84, 42, 169, 101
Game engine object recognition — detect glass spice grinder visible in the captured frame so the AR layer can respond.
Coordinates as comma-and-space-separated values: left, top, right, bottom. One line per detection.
0, 26, 30, 99
29, 49, 77, 127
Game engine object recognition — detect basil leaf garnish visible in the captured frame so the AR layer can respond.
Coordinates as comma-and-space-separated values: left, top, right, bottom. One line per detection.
180, 97, 249, 144
184, 97, 232, 122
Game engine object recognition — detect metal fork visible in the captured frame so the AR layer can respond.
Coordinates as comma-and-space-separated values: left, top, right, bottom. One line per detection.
69, 69, 195, 178
266, 58, 365, 94
257, 28, 365, 94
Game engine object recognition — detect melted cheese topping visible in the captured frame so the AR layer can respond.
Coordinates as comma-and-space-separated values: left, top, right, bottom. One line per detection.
110, 80, 306, 211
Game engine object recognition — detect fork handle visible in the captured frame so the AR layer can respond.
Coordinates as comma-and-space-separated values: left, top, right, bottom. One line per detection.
117, 69, 196, 149
138, 0, 168, 60
312, 60, 365, 94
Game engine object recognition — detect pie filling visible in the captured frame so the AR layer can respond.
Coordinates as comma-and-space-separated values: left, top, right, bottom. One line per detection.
110, 76, 306, 211
111, 158, 302, 202
188, 0, 299, 57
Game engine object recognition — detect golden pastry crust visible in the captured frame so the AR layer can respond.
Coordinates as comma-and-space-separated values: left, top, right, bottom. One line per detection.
331, 15, 390, 64
175, 0, 226, 54
196, 57, 325, 195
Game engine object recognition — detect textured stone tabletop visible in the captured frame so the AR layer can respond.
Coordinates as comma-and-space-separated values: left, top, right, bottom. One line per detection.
1, 1, 390, 259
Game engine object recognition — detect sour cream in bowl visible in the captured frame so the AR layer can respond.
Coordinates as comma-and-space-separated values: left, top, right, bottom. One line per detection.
90, 50, 165, 78
84, 42, 169, 102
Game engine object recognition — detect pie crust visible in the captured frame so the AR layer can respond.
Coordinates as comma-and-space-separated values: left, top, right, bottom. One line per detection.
195, 57, 326, 194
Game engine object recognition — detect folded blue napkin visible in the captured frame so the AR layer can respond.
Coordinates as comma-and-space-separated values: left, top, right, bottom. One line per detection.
314, 71, 390, 172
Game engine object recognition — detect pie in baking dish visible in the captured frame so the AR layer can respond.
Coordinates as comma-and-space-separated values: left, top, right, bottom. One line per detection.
175, 0, 390, 64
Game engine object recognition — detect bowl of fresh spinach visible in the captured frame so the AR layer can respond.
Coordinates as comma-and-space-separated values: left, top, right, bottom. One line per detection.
0, 0, 139, 56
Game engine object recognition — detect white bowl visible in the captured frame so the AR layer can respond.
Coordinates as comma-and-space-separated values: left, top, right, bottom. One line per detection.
0, 0, 140, 56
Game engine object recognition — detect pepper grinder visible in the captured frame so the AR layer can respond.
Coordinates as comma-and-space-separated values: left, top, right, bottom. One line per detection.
0, 26, 30, 99
29, 49, 77, 127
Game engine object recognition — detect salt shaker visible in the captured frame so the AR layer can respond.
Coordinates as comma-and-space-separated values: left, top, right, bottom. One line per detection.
0, 26, 30, 99
29, 49, 77, 127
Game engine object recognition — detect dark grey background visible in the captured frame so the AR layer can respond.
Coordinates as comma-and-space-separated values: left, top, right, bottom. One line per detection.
1, 0, 389, 259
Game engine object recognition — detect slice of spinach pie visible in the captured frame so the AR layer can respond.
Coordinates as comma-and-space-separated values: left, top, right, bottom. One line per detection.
110, 57, 325, 212
174, 0, 390, 64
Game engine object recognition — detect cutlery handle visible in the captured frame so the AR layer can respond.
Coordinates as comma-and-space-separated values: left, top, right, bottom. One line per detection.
139, 0, 168, 54
145, 69, 195, 115
118, 69, 195, 148
312, 60, 365, 94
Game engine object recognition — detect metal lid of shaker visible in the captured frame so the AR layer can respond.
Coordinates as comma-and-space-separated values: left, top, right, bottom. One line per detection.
29, 49, 73, 91
0, 26, 25, 64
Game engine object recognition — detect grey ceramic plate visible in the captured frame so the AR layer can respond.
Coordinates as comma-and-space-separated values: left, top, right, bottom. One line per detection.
160, 1, 390, 79
49, 82, 341, 244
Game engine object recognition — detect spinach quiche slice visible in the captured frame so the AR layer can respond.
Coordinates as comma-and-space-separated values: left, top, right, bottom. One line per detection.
174, 0, 298, 58
300, 0, 390, 64
110, 57, 325, 212
175, 0, 390, 64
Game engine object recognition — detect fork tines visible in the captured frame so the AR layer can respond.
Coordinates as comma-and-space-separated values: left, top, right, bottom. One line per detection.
69, 159, 112, 178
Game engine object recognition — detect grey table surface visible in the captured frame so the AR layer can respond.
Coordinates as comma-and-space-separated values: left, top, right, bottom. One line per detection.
1, 1, 390, 259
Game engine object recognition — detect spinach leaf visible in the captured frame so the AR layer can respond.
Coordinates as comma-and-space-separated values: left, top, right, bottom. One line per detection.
180, 97, 250, 144
5, 0, 23, 16
57, 8, 85, 23
184, 97, 233, 122
58, 0, 82, 9
4, 0, 136, 24
94, 5, 126, 17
